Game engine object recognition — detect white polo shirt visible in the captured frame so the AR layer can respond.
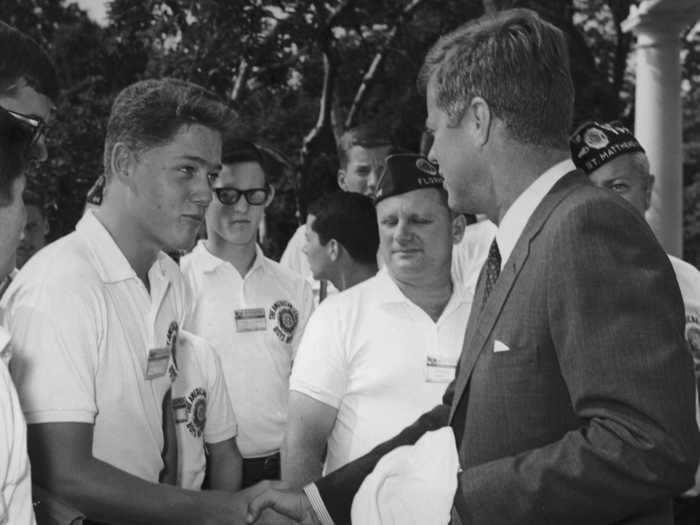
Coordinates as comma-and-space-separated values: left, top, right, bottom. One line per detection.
450, 219, 496, 294
2, 211, 189, 482
289, 267, 469, 473
0, 327, 35, 525
670, 255, 700, 496
181, 241, 313, 458
170, 329, 238, 490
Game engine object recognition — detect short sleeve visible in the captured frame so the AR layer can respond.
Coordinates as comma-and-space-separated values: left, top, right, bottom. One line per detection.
196, 334, 237, 444
291, 280, 315, 359
289, 302, 348, 409
5, 281, 101, 424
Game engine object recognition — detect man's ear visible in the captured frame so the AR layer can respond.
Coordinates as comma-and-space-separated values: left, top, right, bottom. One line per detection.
645, 174, 655, 212
264, 185, 276, 208
469, 96, 492, 148
110, 142, 133, 182
451, 214, 467, 245
328, 239, 340, 262
337, 169, 348, 191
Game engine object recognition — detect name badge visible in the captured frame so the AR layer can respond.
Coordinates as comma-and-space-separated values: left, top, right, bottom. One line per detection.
426, 356, 457, 383
145, 346, 171, 380
235, 308, 267, 332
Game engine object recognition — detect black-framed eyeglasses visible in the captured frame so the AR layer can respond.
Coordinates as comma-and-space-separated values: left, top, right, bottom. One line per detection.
0, 106, 46, 157
213, 187, 270, 206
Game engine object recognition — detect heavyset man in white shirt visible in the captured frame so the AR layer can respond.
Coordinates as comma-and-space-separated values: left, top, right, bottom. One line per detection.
282, 153, 470, 486
2, 78, 256, 525
181, 139, 313, 488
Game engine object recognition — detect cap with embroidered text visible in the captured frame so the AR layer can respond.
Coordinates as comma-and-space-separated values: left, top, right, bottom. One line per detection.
374, 153, 443, 204
569, 121, 645, 175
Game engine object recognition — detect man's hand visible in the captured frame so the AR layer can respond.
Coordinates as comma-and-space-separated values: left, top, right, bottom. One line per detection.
246, 484, 320, 525
200, 482, 276, 524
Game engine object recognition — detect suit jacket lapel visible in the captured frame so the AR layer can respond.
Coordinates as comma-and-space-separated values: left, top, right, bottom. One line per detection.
449, 170, 587, 423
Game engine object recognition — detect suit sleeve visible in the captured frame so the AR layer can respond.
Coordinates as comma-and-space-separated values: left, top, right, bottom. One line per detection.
454, 196, 700, 524
314, 379, 455, 524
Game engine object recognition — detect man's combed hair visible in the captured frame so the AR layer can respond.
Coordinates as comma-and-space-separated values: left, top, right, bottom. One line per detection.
103, 78, 235, 175
418, 8, 573, 149
337, 124, 393, 170
221, 137, 271, 183
309, 192, 378, 265
0, 21, 59, 100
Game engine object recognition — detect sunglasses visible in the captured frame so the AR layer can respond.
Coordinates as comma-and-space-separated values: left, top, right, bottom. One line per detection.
0, 106, 46, 158
213, 187, 270, 206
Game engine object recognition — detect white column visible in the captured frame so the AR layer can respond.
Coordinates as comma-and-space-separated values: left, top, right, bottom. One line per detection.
624, 10, 686, 256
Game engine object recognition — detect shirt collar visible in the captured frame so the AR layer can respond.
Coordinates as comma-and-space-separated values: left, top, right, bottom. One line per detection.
496, 159, 575, 269
191, 240, 266, 277
378, 266, 468, 312
76, 210, 174, 284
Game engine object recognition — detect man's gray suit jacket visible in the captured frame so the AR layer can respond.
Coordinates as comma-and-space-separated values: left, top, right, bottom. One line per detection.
314, 171, 700, 525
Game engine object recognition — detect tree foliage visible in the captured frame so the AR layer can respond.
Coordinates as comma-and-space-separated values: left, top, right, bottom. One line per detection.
1, 0, 699, 263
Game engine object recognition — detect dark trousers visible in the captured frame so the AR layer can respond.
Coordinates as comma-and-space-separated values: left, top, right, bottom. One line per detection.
242, 452, 281, 488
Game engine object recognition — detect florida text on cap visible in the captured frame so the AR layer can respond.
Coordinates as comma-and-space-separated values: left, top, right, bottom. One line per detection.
374, 153, 444, 204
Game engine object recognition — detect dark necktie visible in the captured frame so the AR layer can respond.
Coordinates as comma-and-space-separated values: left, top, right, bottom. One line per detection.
482, 239, 501, 308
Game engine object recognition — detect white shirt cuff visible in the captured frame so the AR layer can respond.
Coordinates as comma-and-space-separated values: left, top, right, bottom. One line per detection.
303, 483, 335, 525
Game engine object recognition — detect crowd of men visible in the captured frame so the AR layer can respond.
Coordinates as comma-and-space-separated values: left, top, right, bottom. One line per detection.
1, 7, 700, 525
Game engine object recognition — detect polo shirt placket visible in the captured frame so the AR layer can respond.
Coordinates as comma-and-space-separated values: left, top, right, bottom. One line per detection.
182, 241, 313, 459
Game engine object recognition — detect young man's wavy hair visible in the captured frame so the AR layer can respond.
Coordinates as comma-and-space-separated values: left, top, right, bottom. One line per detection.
418, 8, 573, 150
103, 78, 234, 177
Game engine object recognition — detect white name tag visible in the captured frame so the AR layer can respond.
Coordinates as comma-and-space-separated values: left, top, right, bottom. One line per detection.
426, 356, 457, 383
145, 346, 171, 380
235, 308, 267, 332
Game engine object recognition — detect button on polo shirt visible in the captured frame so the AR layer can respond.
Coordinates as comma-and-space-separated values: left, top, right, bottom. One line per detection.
3, 211, 189, 482
290, 267, 469, 473
181, 242, 313, 458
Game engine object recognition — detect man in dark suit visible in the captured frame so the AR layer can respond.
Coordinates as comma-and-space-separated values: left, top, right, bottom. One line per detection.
246, 8, 700, 525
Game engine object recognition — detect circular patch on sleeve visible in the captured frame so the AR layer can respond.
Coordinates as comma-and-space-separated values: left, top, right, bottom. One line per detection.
185, 387, 207, 438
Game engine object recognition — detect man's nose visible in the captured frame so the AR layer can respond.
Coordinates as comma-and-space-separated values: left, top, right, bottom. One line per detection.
191, 171, 213, 207
367, 169, 379, 194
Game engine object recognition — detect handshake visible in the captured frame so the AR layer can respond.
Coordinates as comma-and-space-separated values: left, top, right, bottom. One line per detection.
209, 481, 323, 525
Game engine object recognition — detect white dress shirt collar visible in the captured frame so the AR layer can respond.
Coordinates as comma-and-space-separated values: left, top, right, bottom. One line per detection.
495, 159, 575, 269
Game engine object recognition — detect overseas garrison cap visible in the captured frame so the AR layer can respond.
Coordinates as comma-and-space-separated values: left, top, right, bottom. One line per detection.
569, 121, 645, 175
374, 153, 443, 204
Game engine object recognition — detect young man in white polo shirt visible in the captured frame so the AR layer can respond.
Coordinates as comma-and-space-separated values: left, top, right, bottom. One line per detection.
280, 125, 393, 302
181, 139, 313, 488
302, 192, 379, 292
2, 79, 256, 524
282, 153, 470, 487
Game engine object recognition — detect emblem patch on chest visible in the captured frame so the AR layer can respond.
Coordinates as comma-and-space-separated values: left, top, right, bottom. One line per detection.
184, 387, 207, 438
269, 300, 299, 344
